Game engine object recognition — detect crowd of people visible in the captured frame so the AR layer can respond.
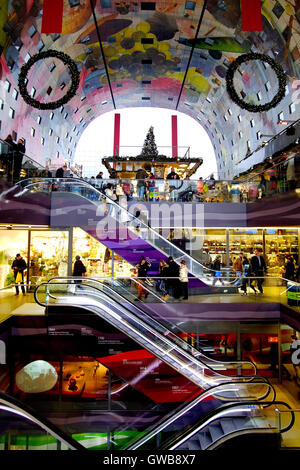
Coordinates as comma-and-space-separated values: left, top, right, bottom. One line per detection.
134, 255, 189, 301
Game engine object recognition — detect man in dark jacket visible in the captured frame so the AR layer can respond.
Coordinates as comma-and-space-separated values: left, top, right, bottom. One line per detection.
212, 255, 224, 286
11, 253, 27, 295
55, 164, 68, 178
73, 255, 86, 286
250, 248, 267, 294
166, 256, 180, 298
135, 256, 151, 300
13, 138, 26, 180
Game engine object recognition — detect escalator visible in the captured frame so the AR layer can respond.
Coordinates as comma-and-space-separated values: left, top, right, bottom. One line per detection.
158, 400, 295, 450
0, 391, 85, 450
35, 277, 265, 391
7, 178, 238, 291
46, 275, 256, 376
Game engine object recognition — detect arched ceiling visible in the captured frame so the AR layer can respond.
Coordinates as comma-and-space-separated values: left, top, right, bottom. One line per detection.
0, 0, 299, 177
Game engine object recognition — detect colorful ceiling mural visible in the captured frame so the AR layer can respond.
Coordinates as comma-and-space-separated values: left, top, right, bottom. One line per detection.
0, 0, 299, 177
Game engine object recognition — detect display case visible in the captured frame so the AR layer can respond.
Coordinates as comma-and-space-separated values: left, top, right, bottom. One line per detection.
229, 229, 264, 261
264, 229, 299, 276
190, 229, 227, 265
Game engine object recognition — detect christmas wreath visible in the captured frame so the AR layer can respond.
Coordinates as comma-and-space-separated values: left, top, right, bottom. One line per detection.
226, 53, 287, 113
18, 50, 80, 110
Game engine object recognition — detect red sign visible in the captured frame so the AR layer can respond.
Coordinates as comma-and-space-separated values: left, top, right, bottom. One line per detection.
41, 0, 64, 34
241, 0, 263, 32
268, 336, 278, 343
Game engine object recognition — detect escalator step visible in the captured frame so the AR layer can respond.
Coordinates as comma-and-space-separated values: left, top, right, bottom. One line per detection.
198, 432, 213, 450
219, 418, 237, 435
232, 417, 251, 429
187, 439, 201, 451
208, 424, 224, 442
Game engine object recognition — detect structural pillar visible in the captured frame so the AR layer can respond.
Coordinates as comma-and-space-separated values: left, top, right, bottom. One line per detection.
113, 113, 121, 157
171, 115, 178, 158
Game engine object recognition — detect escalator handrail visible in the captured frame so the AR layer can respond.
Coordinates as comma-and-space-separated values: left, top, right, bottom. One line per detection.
0, 391, 86, 450
37, 277, 259, 381
126, 379, 276, 450
161, 399, 295, 450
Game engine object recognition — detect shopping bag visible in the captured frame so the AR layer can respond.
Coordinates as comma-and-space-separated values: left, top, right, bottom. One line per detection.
16, 272, 23, 283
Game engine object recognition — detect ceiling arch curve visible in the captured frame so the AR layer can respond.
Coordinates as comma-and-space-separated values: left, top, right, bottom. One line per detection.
0, 0, 299, 177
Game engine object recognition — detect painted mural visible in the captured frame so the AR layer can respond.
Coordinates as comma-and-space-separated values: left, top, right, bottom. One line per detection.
0, 0, 299, 176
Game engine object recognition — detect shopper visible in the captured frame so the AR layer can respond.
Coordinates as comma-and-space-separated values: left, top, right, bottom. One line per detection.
11, 253, 27, 295
103, 247, 110, 273
135, 256, 151, 300
212, 255, 224, 286
233, 253, 243, 286
73, 255, 86, 277
166, 256, 180, 298
136, 168, 148, 201
250, 248, 267, 294
179, 259, 189, 300
3, 134, 16, 180
201, 249, 212, 267
96, 171, 103, 179
55, 164, 68, 178
105, 183, 118, 217
73, 255, 86, 287
284, 256, 295, 281
166, 167, 180, 180
158, 259, 169, 300
240, 255, 258, 296
13, 138, 26, 180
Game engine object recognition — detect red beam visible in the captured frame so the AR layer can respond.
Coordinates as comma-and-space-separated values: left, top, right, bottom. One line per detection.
113, 113, 121, 158
241, 0, 263, 32
171, 115, 178, 158
41, 0, 63, 34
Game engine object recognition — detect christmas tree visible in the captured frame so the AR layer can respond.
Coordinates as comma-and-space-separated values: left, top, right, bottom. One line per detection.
140, 126, 158, 158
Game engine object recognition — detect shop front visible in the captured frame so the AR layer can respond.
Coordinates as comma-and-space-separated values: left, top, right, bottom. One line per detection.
0, 226, 134, 290
189, 228, 300, 275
